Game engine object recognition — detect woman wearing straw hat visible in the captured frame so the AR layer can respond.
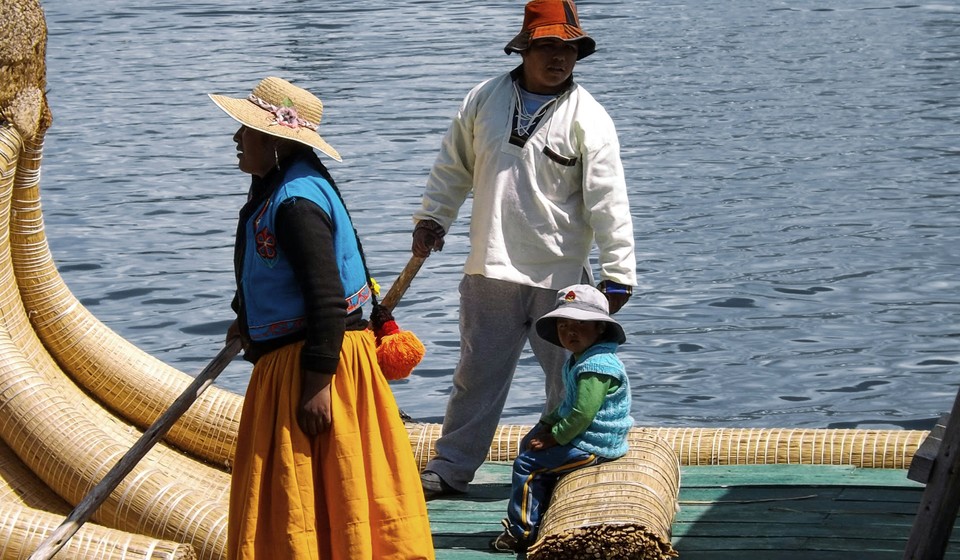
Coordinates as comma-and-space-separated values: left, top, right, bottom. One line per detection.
413, 0, 637, 500
209, 77, 434, 560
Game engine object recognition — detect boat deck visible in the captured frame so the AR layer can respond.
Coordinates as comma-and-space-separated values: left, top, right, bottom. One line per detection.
429, 462, 960, 559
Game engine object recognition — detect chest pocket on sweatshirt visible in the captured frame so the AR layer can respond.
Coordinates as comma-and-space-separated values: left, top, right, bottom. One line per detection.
543, 145, 578, 167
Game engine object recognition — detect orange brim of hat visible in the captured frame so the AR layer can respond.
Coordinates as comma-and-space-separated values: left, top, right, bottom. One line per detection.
503, 25, 596, 60
208, 93, 342, 163
503, 0, 597, 60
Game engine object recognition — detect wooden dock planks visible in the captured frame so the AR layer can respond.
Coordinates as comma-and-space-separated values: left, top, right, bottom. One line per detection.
429, 462, 960, 559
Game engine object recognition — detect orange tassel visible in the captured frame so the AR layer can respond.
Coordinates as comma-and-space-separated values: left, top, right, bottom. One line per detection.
377, 326, 426, 380
371, 306, 426, 380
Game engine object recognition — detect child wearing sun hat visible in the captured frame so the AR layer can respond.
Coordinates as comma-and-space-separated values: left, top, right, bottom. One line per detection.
491, 284, 634, 553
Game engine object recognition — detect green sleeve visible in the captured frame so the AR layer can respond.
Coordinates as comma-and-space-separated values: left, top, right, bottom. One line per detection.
550, 373, 620, 445
540, 407, 562, 426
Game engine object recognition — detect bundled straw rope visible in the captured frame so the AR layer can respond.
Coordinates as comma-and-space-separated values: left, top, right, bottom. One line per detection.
0, 438, 70, 513
1, 438, 197, 559
0, 501, 197, 560
0, 126, 229, 560
1, 125, 229, 496
636, 426, 925, 469
407, 423, 927, 470
9, 130, 243, 469
527, 435, 679, 560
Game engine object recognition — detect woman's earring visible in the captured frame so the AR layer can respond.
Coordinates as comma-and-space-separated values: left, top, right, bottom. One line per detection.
274, 145, 280, 169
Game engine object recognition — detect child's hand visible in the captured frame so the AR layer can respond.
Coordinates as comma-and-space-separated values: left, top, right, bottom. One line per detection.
529, 433, 558, 451
523, 421, 549, 451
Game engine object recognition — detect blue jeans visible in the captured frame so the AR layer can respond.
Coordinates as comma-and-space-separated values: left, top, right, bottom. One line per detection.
506, 426, 604, 544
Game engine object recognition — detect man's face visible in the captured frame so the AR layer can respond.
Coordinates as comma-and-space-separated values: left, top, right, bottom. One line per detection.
520, 38, 578, 94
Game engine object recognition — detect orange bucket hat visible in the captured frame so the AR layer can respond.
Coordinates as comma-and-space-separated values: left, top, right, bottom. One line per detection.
504, 0, 596, 60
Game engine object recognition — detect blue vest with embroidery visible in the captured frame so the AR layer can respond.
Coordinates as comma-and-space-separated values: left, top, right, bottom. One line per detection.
242, 160, 370, 342
558, 341, 634, 458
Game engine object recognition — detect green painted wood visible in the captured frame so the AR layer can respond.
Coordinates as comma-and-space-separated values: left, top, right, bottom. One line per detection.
428, 463, 510, 558
675, 535, 915, 552
677, 552, 908, 560
429, 462, 960, 560
676, 543, 960, 559
672, 519, 920, 539
678, 488, 922, 518
681, 464, 924, 488
673, 465, 960, 559
431, 546, 504, 558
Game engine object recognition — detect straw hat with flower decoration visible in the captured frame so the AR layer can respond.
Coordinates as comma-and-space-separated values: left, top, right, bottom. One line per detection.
504, 0, 596, 61
208, 76, 342, 162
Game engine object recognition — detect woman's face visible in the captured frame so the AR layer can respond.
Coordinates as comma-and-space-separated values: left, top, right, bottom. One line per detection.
233, 125, 277, 177
520, 38, 578, 94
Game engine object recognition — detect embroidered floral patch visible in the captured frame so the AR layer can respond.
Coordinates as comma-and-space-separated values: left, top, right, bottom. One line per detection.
255, 228, 277, 260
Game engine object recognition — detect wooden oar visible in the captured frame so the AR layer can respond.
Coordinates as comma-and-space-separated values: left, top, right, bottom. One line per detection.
29, 337, 243, 560
380, 255, 426, 312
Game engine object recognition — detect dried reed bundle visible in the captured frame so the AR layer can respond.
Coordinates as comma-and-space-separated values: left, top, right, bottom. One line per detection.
0, 131, 230, 495
0, 0, 50, 141
406, 423, 927, 470
0, 438, 69, 513
0, 501, 197, 560
636, 426, 925, 469
528, 525, 676, 560
527, 435, 679, 560
0, 326, 230, 560
0, 405, 198, 560
0, 127, 229, 560
9, 132, 243, 469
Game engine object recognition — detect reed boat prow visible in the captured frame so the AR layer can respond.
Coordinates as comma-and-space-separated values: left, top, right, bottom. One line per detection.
0, 2, 944, 559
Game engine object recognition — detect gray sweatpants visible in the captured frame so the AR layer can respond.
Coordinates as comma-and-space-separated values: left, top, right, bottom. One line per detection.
424, 274, 570, 491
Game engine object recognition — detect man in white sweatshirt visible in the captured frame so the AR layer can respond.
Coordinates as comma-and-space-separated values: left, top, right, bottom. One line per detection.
412, 0, 637, 499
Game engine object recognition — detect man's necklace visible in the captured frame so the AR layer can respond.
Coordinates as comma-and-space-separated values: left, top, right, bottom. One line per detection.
513, 83, 558, 138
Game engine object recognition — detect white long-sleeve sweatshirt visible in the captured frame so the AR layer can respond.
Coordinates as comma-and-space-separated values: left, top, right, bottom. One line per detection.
415, 68, 637, 290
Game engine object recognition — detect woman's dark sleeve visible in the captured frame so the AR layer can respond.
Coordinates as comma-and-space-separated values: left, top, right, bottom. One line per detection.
275, 197, 346, 375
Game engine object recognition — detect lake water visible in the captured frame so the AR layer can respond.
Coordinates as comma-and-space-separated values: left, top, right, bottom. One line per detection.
38, 0, 960, 429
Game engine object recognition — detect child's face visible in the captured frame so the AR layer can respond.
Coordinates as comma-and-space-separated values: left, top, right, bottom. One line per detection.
556, 319, 608, 355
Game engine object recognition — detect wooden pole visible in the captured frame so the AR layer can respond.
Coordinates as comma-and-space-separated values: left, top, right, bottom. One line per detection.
29, 337, 243, 560
380, 255, 425, 312
904, 385, 960, 559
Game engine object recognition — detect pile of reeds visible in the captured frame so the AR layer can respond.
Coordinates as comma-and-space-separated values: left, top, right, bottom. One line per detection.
526, 435, 680, 560
406, 423, 927, 470
0, 439, 197, 560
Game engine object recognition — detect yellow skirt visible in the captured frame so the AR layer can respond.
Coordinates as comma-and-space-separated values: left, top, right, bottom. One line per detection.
228, 330, 435, 560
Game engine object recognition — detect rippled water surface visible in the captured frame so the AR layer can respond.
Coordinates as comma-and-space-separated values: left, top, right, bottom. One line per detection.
39, 1, 960, 429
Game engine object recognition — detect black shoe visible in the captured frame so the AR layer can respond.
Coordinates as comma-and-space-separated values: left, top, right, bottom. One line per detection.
420, 471, 461, 500
489, 519, 526, 553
